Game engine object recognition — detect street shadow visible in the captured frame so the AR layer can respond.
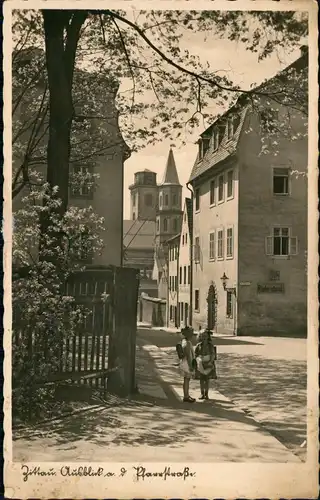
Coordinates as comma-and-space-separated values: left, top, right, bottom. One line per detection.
137, 328, 262, 348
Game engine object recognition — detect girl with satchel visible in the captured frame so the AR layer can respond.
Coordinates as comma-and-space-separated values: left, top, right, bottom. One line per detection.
195, 329, 217, 400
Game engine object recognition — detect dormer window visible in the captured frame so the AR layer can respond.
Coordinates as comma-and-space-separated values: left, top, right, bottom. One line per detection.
227, 116, 234, 140
213, 128, 220, 151
227, 114, 240, 140
198, 137, 210, 159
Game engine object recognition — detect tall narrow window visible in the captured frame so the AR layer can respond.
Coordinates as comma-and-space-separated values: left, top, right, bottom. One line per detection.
227, 116, 234, 140
226, 291, 233, 318
183, 266, 187, 285
164, 194, 169, 206
217, 229, 224, 259
179, 266, 182, 284
188, 265, 191, 285
209, 232, 215, 260
156, 218, 160, 232
159, 193, 163, 208
195, 290, 200, 311
227, 170, 234, 198
210, 179, 216, 205
273, 227, 289, 256
195, 188, 200, 211
173, 218, 178, 233
185, 232, 188, 245
163, 218, 168, 232
226, 227, 234, 258
194, 236, 200, 263
133, 193, 136, 206
218, 174, 224, 202
273, 168, 290, 195
172, 193, 177, 206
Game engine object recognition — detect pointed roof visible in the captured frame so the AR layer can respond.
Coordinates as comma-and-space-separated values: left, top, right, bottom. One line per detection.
161, 148, 181, 185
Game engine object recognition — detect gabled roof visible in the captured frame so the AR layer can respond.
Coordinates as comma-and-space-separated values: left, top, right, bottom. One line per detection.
189, 107, 248, 182
161, 148, 181, 185
123, 220, 156, 249
189, 48, 308, 184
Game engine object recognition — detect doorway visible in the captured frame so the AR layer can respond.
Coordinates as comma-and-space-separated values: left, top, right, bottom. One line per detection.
207, 284, 217, 331
185, 303, 189, 326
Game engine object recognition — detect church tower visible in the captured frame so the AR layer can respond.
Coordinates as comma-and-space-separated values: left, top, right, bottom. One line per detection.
155, 148, 183, 250
129, 169, 158, 221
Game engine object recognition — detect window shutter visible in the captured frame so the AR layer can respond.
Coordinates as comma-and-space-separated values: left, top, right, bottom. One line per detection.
265, 236, 273, 255
290, 237, 298, 255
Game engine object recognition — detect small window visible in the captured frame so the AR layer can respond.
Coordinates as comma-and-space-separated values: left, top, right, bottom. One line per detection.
170, 306, 173, 321
156, 218, 160, 232
218, 174, 224, 202
217, 229, 224, 259
183, 266, 187, 285
182, 234, 185, 245
164, 194, 169, 206
194, 290, 200, 311
144, 193, 153, 206
226, 227, 233, 258
132, 213, 136, 221
194, 236, 200, 263
71, 165, 93, 198
227, 170, 234, 198
179, 266, 182, 284
226, 291, 233, 318
273, 168, 290, 195
159, 193, 163, 208
184, 212, 187, 222
172, 193, 177, 206
210, 179, 216, 206
163, 218, 168, 232
209, 232, 215, 260
185, 232, 188, 245
195, 188, 200, 211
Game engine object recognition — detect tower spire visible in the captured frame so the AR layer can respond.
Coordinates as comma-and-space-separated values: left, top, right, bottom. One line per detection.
161, 148, 181, 185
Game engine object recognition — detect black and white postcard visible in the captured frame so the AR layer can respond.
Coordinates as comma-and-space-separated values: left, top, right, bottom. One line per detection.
3, 0, 319, 497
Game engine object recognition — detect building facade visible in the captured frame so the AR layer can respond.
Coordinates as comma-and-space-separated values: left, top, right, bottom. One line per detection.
189, 50, 307, 336
13, 48, 129, 268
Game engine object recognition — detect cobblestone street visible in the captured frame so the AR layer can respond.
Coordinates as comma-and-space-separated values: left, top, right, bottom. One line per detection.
13, 330, 306, 463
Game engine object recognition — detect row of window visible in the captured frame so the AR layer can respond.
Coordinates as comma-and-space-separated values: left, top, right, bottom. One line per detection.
156, 217, 179, 234
195, 169, 234, 212
198, 115, 240, 160
132, 192, 154, 208
159, 192, 179, 209
194, 227, 234, 262
168, 264, 191, 290
194, 289, 234, 318
193, 167, 291, 212
193, 226, 298, 260
169, 303, 189, 324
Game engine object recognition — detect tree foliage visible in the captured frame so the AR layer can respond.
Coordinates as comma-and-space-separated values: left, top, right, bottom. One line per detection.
12, 9, 308, 201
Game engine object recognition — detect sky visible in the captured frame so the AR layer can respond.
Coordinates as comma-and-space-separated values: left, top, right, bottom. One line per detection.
122, 30, 301, 219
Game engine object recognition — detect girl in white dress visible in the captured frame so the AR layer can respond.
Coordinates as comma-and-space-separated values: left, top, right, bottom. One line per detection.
179, 327, 196, 403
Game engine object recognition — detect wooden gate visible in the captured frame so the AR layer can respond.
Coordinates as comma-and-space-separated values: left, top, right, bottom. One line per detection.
12, 266, 140, 397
